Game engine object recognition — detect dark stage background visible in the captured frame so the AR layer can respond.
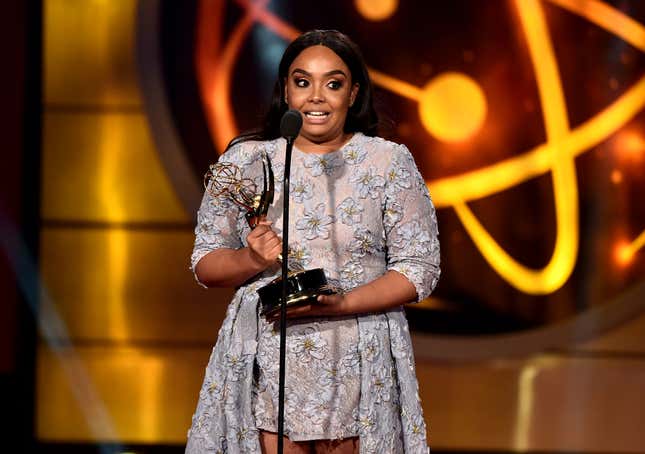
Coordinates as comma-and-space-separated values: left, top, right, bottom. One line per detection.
2, 0, 645, 452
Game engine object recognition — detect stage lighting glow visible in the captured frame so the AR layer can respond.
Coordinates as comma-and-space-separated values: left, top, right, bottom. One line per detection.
418, 72, 487, 143
614, 131, 645, 162
617, 231, 645, 266
354, 0, 398, 22
615, 241, 633, 266
631, 230, 645, 258
201, 0, 645, 295
98, 116, 129, 340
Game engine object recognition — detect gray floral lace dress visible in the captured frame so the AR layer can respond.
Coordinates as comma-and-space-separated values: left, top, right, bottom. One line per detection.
186, 133, 440, 453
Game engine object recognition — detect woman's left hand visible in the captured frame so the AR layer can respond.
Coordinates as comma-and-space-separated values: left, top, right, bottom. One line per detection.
265, 271, 417, 322
268, 293, 350, 321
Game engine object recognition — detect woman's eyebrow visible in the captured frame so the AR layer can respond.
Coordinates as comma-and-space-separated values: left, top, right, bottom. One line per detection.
291, 68, 348, 78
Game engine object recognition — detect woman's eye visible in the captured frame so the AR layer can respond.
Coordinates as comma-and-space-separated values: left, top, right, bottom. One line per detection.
328, 80, 342, 90
295, 78, 309, 88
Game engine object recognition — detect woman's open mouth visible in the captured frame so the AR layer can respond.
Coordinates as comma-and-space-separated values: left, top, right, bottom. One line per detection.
304, 111, 330, 122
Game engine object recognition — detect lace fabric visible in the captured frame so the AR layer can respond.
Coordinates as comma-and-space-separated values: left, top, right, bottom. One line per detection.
186, 133, 439, 453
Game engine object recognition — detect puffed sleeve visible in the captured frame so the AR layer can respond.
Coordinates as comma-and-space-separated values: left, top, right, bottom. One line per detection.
383, 144, 440, 301
190, 145, 245, 287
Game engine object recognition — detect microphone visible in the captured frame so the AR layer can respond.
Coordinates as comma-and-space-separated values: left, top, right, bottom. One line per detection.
276, 107, 301, 452
280, 109, 303, 141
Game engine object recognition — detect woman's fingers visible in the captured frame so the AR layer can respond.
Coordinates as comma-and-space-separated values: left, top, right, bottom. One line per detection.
267, 304, 314, 323
247, 222, 282, 267
316, 294, 345, 306
265, 294, 347, 322
249, 223, 272, 239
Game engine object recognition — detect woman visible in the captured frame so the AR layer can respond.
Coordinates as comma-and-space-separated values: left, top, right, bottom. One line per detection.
187, 30, 440, 454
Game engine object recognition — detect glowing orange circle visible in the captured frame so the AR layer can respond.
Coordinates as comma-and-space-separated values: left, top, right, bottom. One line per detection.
418, 72, 487, 143
354, 0, 398, 22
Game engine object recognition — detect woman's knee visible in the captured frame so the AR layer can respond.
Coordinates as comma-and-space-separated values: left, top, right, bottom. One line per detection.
259, 430, 313, 454
313, 437, 359, 454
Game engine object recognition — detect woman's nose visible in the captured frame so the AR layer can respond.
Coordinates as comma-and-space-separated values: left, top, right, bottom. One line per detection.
309, 86, 324, 102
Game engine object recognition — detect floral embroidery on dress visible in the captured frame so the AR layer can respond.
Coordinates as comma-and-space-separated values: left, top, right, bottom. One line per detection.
383, 201, 404, 232
288, 242, 312, 271
340, 260, 364, 288
359, 332, 381, 362
304, 152, 342, 176
348, 226, 381, 258
208, 196, 234, 216
343, 143, 367, 165
371, 365, 395, 403
337, 197, 363, 225
187, 133, 439, 453
350, 165, 385, 199
385, 160, 412, 194
289, 327, 329, 362
295, 203, 334, 240
291, 175, 314, 203
393, 220, 433, 255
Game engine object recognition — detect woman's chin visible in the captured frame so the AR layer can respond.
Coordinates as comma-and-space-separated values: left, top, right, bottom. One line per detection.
299, 127, 345, 144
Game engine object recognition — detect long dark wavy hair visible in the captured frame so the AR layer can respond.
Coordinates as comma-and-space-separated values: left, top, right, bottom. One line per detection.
226, 30, 379, 150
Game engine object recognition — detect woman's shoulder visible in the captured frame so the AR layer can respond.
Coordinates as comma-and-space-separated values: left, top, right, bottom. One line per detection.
218, 138, 280, 166
357, 134, 415, 163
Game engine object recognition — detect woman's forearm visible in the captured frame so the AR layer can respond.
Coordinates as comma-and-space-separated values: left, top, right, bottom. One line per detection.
195, 247, 268, 288
280, 270, 419, 320
342, 270, 417, 314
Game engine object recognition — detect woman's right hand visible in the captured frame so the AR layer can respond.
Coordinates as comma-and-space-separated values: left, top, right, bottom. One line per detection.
247, 218, 282, 269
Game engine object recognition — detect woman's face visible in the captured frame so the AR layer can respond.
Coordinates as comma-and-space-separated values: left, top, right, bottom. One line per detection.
285, 45, 359, 145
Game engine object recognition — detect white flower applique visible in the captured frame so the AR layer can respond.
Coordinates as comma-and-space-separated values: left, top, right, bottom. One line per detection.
200, 373, 226, 403
385, 160, 412, 194
371, 365, 394, 403
290, 176, 314, 203
359, 332, 381, 362
295, 203, 334, 240
393, 219, 432, 255
272, 162, 285, 193
288, 242, 313, 271
405, 412, 427, 449
348, 226, 380, 258
337, 197, 363, 225
289, 327, 328, 363
340, 349, 361, 375
350, 166, 385, 199
225, 352, 251, 381
383, 201, 403, 232
340, 260, 364, 288
304, 153, 342, 176
318, 364, 343, 387
228, 425, 256, 452
356, 406, 377, 434
343, 144, 367, 165
302, 393, 330, 427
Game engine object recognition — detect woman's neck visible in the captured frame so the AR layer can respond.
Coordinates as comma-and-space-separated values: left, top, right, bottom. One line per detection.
294, 132, 354, 154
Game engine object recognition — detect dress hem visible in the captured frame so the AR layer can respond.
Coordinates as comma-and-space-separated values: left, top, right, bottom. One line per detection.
255, 424, 359, 442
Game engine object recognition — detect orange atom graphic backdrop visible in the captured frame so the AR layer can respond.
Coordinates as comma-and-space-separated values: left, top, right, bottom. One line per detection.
145, 0, 645, 347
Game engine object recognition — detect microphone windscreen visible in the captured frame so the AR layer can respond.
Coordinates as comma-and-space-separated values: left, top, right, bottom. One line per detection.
280, 109, 303, 139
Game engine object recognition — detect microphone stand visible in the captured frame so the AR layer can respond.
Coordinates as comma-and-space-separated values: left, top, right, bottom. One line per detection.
277, 134, 294, 454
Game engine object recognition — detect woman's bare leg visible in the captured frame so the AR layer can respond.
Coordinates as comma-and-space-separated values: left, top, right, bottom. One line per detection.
259, 430, 313, 454
313, 437, 359, 454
